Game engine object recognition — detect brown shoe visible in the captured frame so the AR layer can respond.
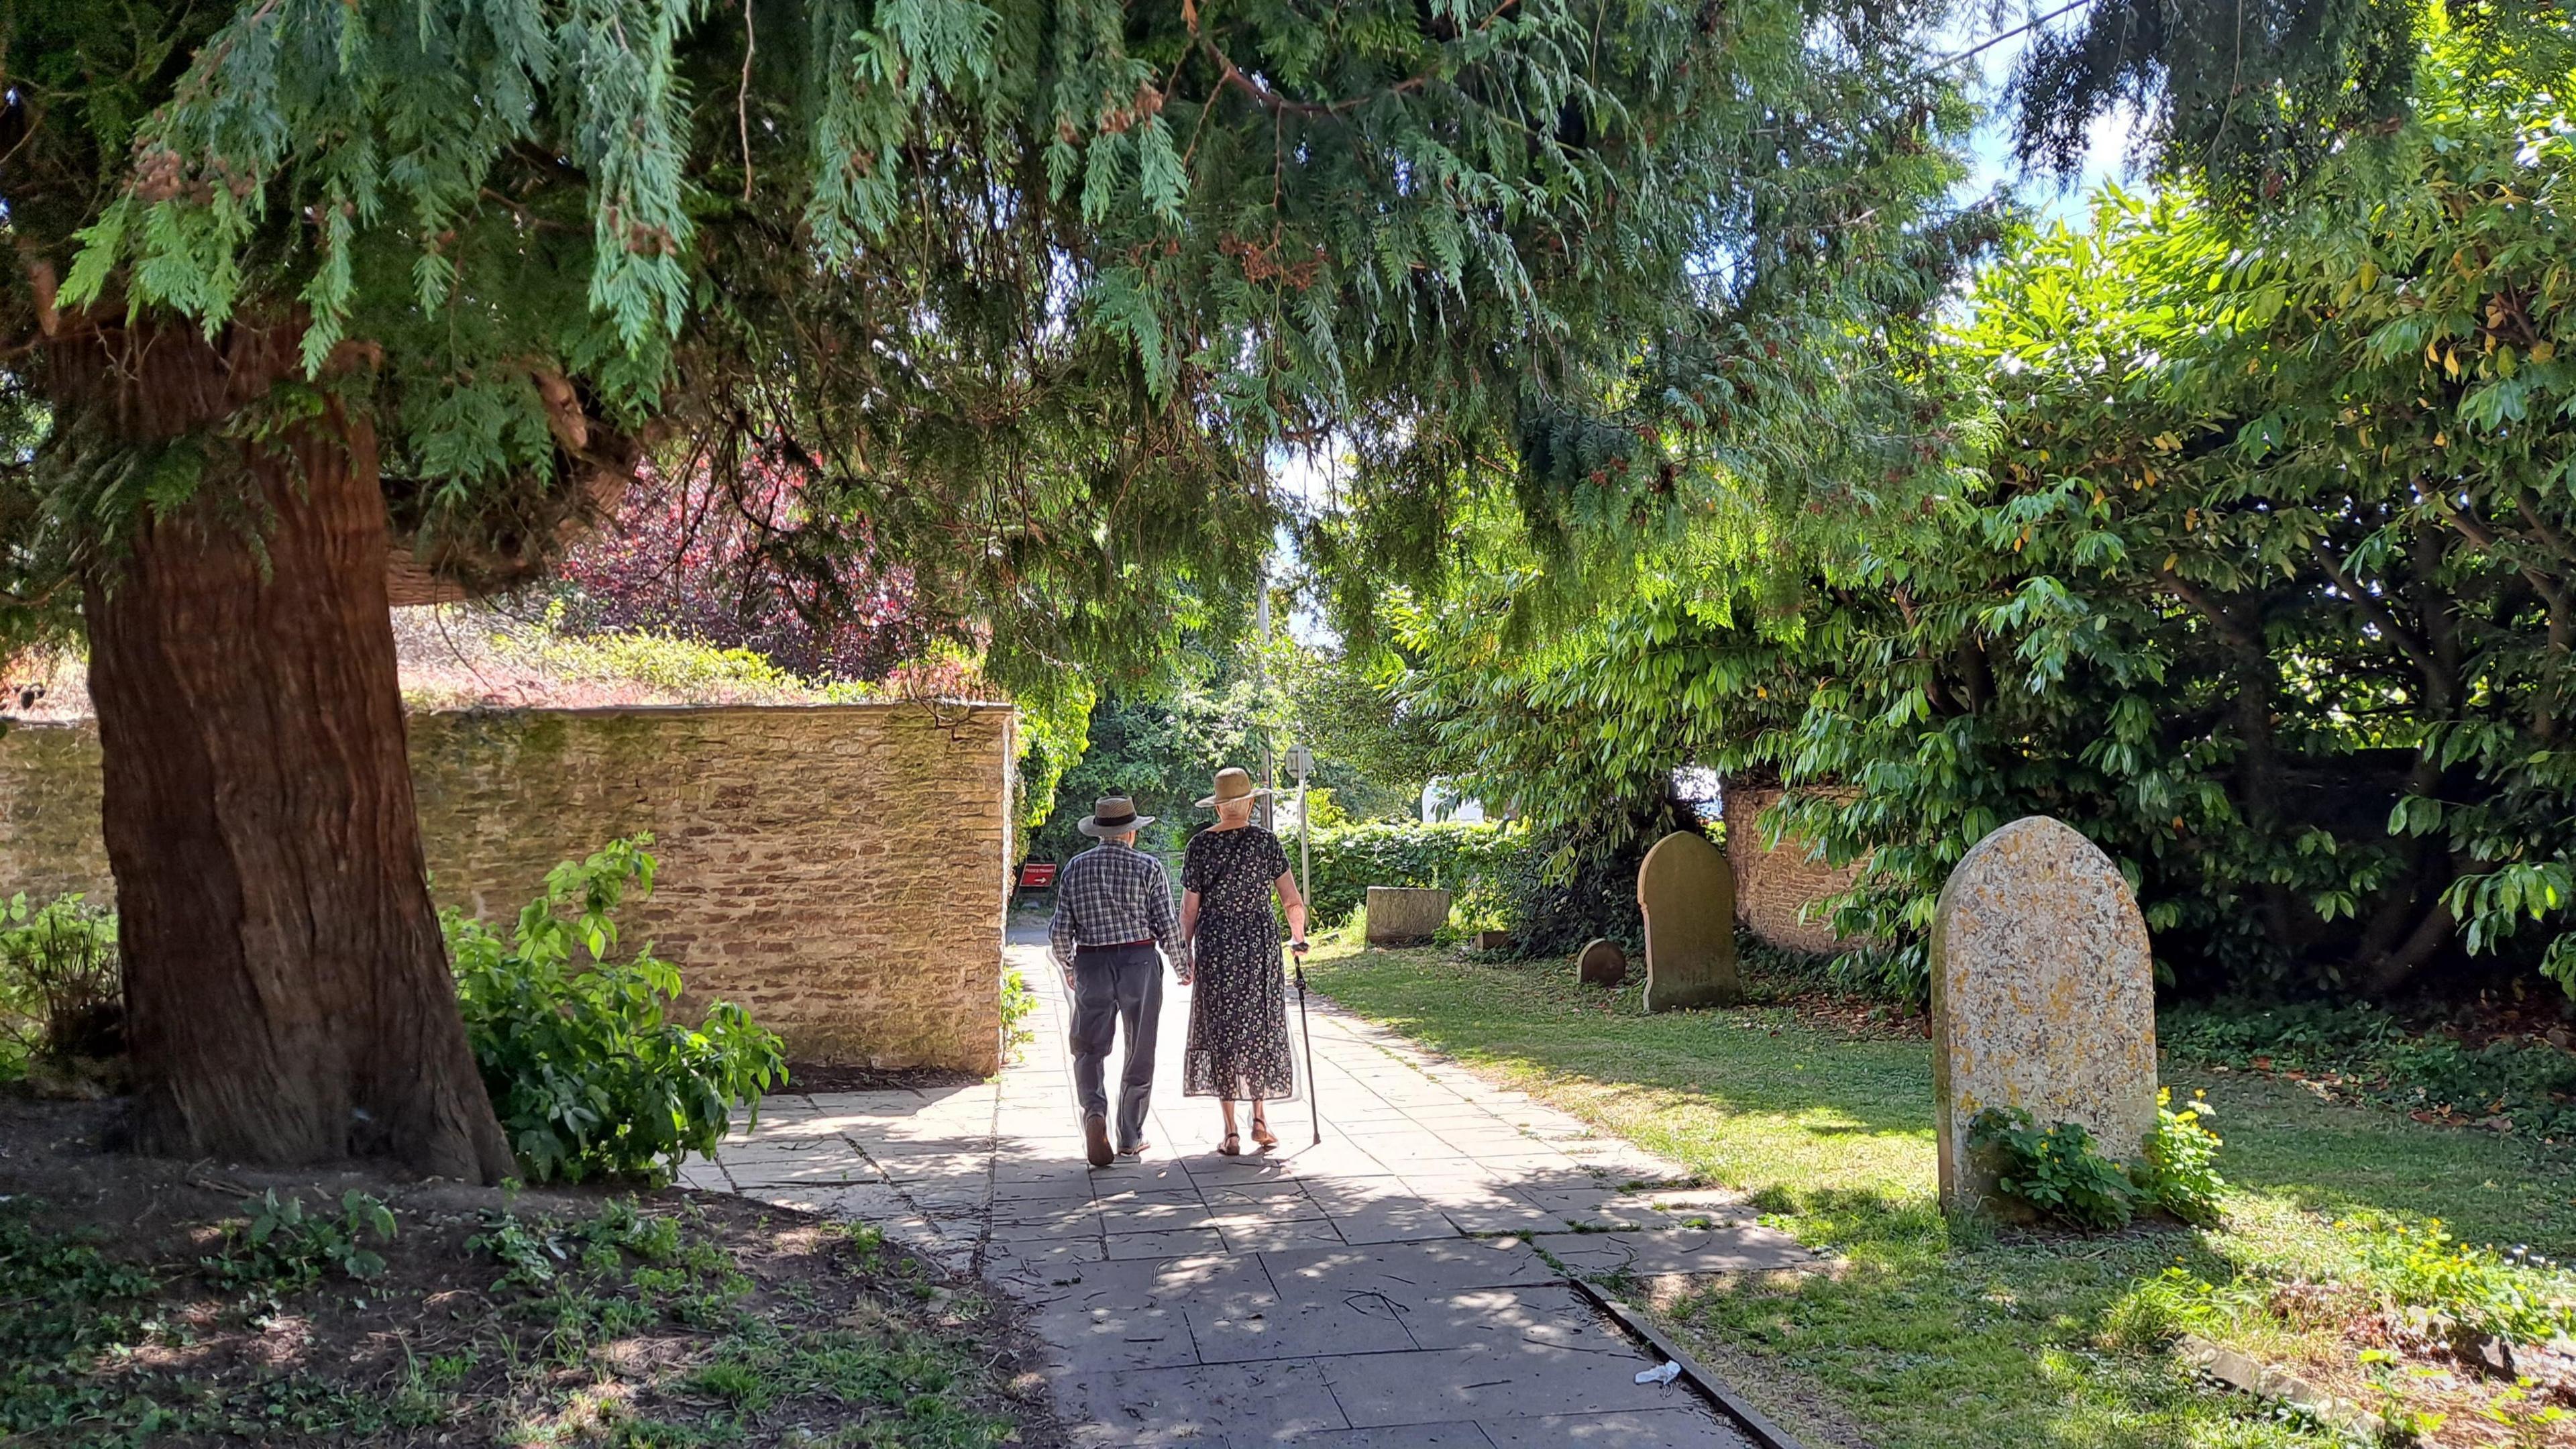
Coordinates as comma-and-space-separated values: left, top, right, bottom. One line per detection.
1083, 1113, 1113, 1169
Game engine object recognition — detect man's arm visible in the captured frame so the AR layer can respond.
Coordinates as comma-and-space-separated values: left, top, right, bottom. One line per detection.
1144, 857, 1188, 970
1048, 865, 1079, 980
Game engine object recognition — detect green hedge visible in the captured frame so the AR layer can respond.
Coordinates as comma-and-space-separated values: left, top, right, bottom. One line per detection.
1299, 821, 1526, 930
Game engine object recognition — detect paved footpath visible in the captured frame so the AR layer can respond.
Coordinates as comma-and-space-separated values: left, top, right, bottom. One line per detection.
687, 934, 1810, 1447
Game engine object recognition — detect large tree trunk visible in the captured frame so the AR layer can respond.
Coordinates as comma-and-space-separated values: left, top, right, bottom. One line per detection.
67, 323, 515, 1181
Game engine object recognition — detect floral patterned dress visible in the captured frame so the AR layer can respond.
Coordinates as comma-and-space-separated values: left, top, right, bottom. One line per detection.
1181, 825, 1298, 1100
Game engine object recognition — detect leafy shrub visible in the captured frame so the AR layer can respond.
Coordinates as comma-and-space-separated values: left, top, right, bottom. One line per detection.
1967, 1108, 2141, 1230
1305, 821, 1527, 935
449, 836, 786, 1185
1483, 800, 1712, 959
1817, 941, 1931, 1007
2353, 1220, 2576, 1350
205, 1189, 397, 1293
1974, 1089, 2233, 1231
468, 1197, 683, 1292
2135, 1088, 2226, 1226
1000, 964, 1038, 1063
0, 893, 120, 1068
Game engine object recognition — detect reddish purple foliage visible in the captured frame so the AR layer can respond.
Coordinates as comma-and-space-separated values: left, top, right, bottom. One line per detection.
552, 455, 926, 682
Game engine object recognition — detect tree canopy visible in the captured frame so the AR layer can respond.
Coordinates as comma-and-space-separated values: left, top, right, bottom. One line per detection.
0, 0, 2012, 1171
3, 0, 2004, 682
1361, 28, 2576, 1001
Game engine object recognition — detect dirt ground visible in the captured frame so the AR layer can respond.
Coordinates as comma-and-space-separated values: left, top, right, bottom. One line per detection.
0, 1095, 1065, 1448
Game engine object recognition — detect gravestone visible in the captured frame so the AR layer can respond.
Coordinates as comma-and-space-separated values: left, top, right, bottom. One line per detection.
1635, 831, 1741, 1011
1364, 886, 1452, 946
1930, 815, 2158, 1215
1576, 938, 1627, 987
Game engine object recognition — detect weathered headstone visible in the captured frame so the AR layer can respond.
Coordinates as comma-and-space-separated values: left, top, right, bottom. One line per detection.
1636, 832, 1741, 1011
1930, 815, 2158, 1215
1364, 886, 1452, 946
1472, 929, 1513, 951
1576, 938, 1627, 987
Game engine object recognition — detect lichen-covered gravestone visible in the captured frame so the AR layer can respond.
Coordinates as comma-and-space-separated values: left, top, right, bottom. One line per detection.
1930, 815, 2158, 1214
1576, 938, 1627, 987
1364, 886, 1452, 946
1636, 831, 1741, 1011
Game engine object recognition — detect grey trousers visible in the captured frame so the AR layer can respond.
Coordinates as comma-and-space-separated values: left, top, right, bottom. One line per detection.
1069, 943, 1163, 1151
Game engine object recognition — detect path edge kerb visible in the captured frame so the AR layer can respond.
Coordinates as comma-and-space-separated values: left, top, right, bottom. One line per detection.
1567, 1276, 1811, 1449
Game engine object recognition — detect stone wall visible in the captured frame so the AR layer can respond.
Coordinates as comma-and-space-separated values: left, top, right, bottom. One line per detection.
1723, 784, 1864, 955
0, 704, 1012, 1073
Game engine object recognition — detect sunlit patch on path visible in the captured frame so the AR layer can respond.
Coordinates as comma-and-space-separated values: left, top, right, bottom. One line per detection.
689, 929, 1814, 1446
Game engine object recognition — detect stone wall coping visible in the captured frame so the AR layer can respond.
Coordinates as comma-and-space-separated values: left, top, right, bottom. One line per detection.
427, 700, 1018, 719
3, 700, 1018, 729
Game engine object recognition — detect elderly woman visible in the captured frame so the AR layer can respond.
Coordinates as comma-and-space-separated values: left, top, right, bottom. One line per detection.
1179, 766, 1309, 1155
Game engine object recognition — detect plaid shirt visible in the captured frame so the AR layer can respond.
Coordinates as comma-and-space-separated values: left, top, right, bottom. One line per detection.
1048, 841, 1186, 975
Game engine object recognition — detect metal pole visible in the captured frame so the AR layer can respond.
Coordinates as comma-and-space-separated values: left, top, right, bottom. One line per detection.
1288, 745, 1319, 1145
1299, 763, 1312, 914
1255, 581, 1275, 832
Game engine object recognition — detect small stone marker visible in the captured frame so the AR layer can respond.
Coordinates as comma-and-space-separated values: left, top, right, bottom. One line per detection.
1930, 815, 2158, 1215
1576, 938, 1627, 987
1364, 886, 1451, 946
1635, 831, 1741, 1011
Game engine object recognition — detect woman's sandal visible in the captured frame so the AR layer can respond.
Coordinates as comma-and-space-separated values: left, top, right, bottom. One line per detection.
1218, 1131, 1242, 1157
1248, 1116, 1279, 1150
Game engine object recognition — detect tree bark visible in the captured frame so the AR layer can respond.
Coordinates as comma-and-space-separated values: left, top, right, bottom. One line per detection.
66, 323, 515, 1181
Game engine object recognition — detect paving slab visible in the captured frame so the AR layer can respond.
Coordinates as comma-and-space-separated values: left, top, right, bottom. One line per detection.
1397, 1284, 1621, 1352
1184, 1281, 1419, 1363
1261, 1238, 1566, 1299
715, 932, 1797, 1448
1320, 1341, 1699, 1427
1531, 1228, 1813, 1278
1283, 1424, 1498, 1447
1055, 1358, 1349, 1446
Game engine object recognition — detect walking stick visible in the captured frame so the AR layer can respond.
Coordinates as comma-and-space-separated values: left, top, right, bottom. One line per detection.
1287, 744, 1321, 1145
1291, 938, 1321, 1145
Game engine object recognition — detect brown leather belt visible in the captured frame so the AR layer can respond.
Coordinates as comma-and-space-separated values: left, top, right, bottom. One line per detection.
1075, 938, 1156, 953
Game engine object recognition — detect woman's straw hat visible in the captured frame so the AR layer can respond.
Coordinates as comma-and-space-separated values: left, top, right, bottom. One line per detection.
1196, 766, 1273, 810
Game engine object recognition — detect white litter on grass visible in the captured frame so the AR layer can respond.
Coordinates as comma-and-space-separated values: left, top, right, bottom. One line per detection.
1634, 1360, 1682, 1387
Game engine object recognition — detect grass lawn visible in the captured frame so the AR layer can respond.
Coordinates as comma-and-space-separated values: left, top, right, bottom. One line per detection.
1307, 943, 2576, 1449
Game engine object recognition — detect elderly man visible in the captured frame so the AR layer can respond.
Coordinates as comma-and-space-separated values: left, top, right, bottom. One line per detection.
1047, 795, 1190, 1167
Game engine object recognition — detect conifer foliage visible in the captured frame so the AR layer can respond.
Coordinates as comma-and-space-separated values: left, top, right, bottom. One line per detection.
0, 0, 1986, 1171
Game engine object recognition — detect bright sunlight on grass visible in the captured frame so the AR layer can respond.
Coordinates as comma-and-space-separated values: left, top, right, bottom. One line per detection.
1307, 945, 2576, 1449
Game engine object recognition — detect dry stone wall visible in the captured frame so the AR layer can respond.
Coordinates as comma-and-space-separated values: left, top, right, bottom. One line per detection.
1723, 784, 1864, 955
0, 704, 1012, 1073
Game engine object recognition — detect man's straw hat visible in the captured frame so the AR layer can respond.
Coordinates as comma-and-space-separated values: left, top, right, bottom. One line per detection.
1196, 766, 1272, 810
1077, 795, 1155, 839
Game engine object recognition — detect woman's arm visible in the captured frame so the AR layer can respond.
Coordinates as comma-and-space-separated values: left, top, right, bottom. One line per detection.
1181, 889, 1201, 944
1273, 871, 1307, 946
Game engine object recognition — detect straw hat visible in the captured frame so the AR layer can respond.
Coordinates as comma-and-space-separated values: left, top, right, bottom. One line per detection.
1077, 795, 1155, 838
1195, 766, 1272, 810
